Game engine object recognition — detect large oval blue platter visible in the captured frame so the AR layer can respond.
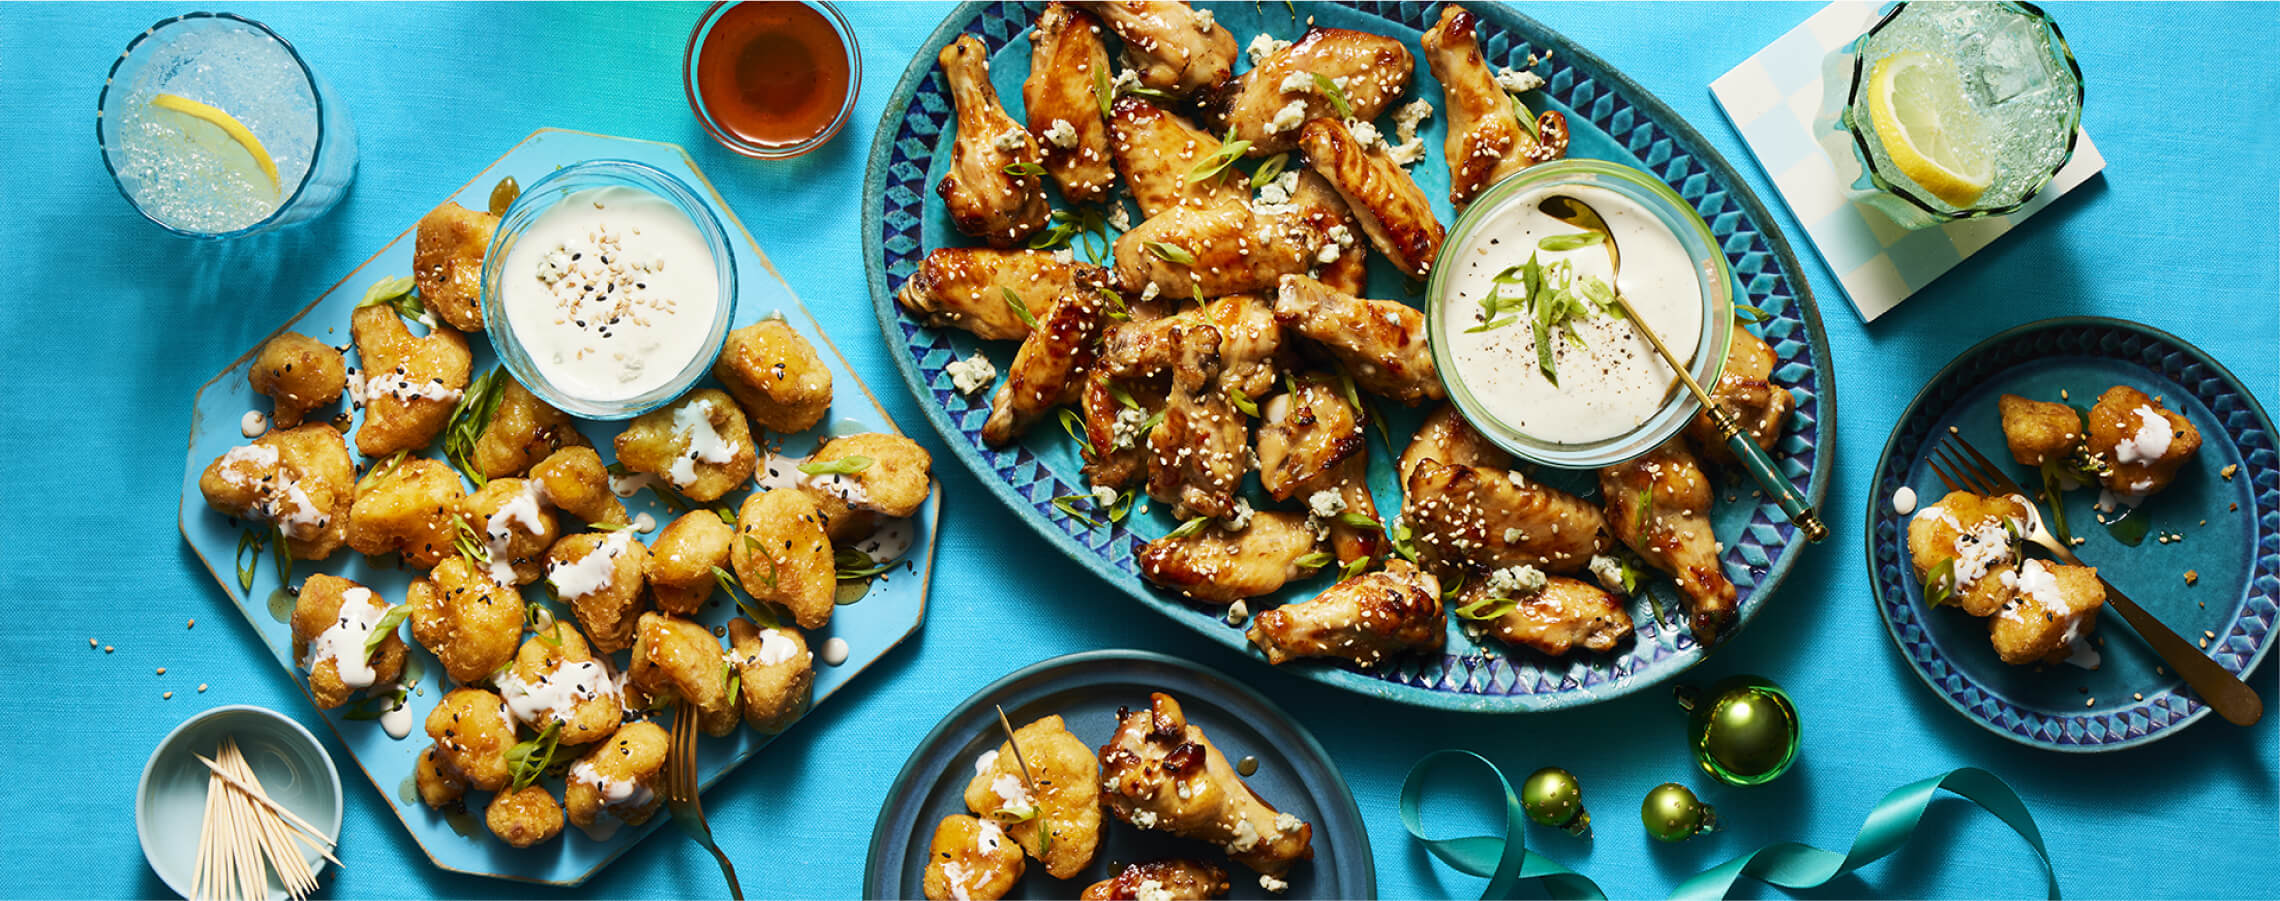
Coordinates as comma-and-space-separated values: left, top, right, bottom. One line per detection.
1866, 317, 2279, 751
862, 1, 1835, 712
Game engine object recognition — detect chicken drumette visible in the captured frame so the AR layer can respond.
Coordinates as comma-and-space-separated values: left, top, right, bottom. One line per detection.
1137, 512, 1324, 604
936, 34, 1050, 247
1080, 1, 1238, 97
1686, 323, 1792, 464
1248, 558, 1445, 668
1098, 693, 1313, 877
896, 247, 1112, 342
1421, 5, 1569, 210
1600, 440, 1737, 642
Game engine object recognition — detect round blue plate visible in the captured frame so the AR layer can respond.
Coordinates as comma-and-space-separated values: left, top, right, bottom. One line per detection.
861, 1, 1835, 711
1867, 317, 2279, 751
864, 650, 1373, 899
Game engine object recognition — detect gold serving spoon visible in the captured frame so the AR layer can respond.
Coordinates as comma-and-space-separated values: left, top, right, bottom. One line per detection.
1539, 194, 1827, 542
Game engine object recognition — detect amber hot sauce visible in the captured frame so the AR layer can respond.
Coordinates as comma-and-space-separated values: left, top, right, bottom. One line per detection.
693, 2, 852, 151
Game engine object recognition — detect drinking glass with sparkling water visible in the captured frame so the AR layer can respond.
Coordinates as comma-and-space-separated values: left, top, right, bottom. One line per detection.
97, 12, 357, 238
1837, 1, 2082, 229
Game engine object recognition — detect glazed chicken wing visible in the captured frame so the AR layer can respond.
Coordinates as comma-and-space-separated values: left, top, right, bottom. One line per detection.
1113, 198, 1324, 301
1256, 379, 1382, 564
1404, 459, 1611, 574
1273, 274, 1441, 405
1422, 5, 1569, 210
983, 289, 1106, 446
897, 247, 1112, 343
1138, 511, 1323, 604
1279, 170, 1369, 295
1079, 368, 1166, 490
1080, 1, 1237, 97
1600, 440, 1737, 642
1200, 293, 1283, 400
1026, 2, 1118, 204
350, 304, 471, 458
1144, 324, 1247, 519
1248, 558, 1444, 668
1109, 97, 1250, 218
1203, 27, 1413, 156
1099, 693, 1313, 876
1399, 403, 1512, 483
1687, 322, 1792, 464
937, 34, 1051, 247
1082, 860, 1232, 900
1299, 118, 1445, 278
1465, 575, 1633, 656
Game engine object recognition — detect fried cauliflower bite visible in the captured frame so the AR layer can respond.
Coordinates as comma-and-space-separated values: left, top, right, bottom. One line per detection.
2089, 385, 2201, 498
290, 574, 407, 709
1990, 559, 2105, 665
629, 612, 739, 736
566, 720, 667, 834
486, 784, 564, 848
732, 489, 837, 630
798, 432, 936, 542
413, 201, 498, 332
961, 714, 1102, 878
346, 456, 465, 568
407, 554, 523, 684
199, 423, 355, 560
530, 446, 631, 527
349, 303, 472, 458
647, 510, 736, 615
729, 617, 813, 734
497, 625, 624, 746
249, 331, 346, 429
458, 477, 559, 586
1998, 393, 2084, 468
546, 530, 650, 654
923, 815, 1026, 901
1082, 860, 1232, 900
614, 388, 757, 504
425, 687, 517, 792
1906, 491, 2030, 617
472, 377, 591, 480
414, 746, 468, 808
715, 319, 834, 433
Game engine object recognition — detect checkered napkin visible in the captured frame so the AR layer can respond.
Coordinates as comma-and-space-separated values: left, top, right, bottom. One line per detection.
1709, 2, 2105, 322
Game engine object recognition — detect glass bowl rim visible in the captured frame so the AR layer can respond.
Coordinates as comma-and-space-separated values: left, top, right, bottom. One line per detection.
478, 158, 739, 420
1425, 157, 1735, 470
681, 0, 863, 160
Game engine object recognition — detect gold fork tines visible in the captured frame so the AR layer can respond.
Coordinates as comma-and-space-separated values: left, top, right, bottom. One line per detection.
666, 701, 744, 899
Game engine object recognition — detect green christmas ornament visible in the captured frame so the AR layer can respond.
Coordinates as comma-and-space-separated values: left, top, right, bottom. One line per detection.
1641, 782, 1716, 842
1676, 674, 1801, 786
1521, 767, 1590, 836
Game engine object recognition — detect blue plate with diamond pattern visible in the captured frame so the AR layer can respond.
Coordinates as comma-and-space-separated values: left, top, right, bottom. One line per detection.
862, 2, 1834, 711
1867, 317, 2279, 750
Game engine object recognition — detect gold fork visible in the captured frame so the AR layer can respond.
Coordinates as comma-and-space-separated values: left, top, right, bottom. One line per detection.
665, 701, 745, 899
1927, 434, 2262, 726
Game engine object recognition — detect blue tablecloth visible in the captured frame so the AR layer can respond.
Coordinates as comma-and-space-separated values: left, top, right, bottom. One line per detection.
3, 2, 2273, 898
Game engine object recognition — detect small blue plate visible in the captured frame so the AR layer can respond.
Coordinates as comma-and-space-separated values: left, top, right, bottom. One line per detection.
1867, 317, 2279, 751
865, 650, 1374, 899
139, 705, 343, 900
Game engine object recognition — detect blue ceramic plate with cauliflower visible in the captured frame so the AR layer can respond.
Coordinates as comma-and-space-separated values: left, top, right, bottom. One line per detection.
861, 1, 1834, 712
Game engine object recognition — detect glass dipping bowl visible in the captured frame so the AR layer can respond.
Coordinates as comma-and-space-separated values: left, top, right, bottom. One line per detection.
479, 160, 737, 420
683, 1, 861, 159
1426, 159, 1735, 469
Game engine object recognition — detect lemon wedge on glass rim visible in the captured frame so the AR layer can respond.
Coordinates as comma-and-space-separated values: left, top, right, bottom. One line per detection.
148, 92, 281, 197
1865, 51, 1993, 209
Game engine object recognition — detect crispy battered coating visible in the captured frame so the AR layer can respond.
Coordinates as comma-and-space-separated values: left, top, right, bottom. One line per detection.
346, 456, 465, 568
628, 612, 739, 737
1998, 394, 2082, 468
1082, 860, 1232, 900
472, 377, 591, 480
961, 714, 1102, 878
498, 625, 623, 746
425, 687, 517, 792
800, 432, 935, 542
413, 201, 498, 332
647, 510, 736, 614
531, 446, 631, 527
614, 388, 756, 504
414, 747, 467, 808
485, 784, 564, 848
407, 555, 523, 684
349, 304, 471, 457
731, 489, 836, 630
290, 574, 406, 709
546, 530, 650, 654
729, 617, 813, 734
923, 815, 1026, 901
1990, 560, 2105, 665
458, 477, 559, 586
566, 720, 667, 834
249, 331, 346, 428
2088, 385, 2200, 497
715, 319, 834, 433
199, 423, 355, 560
1905, 491, 2029, 617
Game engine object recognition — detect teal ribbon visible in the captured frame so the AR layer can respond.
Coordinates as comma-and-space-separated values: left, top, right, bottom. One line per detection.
1401, 753, 2060, 900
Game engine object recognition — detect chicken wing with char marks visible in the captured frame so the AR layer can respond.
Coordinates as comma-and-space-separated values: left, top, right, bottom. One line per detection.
984, 289, 1106, 446
1079, 368, 1166, 490
1098, 693, 1313, 876
1403, 459, 1611, 574
1080, 1, 1238, 97
1277, 170, 1370, 295
1082, 860, 1231, 900
1113, 198, 1324, 301
1461, 574, 1633, 656
936, 34, 1051, 247
1137, 511, 1323, 604
1422, 5, 1569, 210
1687, 322, 1792, 465
1600, 439, 1737, 643
1109, 97, 1250, 218
1200, 293, 1284, 400
897, 247, 1112, 343
1144, 323, 1247, 519
1299, 118, 1445, 278
1256, 378, 1382, 564
1248, 558, 1444, 668
1025, 3, 1118, 204
1399, 403, 1512, 483
1202, 27, 1414, 156
1273, 274, 1441, 405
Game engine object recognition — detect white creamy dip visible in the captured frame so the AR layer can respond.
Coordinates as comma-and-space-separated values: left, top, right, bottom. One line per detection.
1439, 182, 1707, 445
500, 186, 719, 402
497, 659, 618, 726
549, 530, 635, 599
309, 587, 392, 689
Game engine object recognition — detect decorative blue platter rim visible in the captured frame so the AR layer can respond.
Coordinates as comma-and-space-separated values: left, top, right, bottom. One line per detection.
860, 1, 1836, 712
178, 129, 939, 884
1865, 316, 2279, 751
864, 649, 1375, 899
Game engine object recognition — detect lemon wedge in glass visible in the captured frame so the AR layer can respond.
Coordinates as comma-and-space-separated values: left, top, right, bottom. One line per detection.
1866, 51, 1993, 209
148, 93, 281, 197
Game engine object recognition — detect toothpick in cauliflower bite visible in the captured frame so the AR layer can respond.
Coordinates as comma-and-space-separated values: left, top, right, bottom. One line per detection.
961, 713, 1101, 878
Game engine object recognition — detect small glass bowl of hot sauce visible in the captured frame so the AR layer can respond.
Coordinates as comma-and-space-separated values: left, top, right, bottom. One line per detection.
684, 1, 860, 159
